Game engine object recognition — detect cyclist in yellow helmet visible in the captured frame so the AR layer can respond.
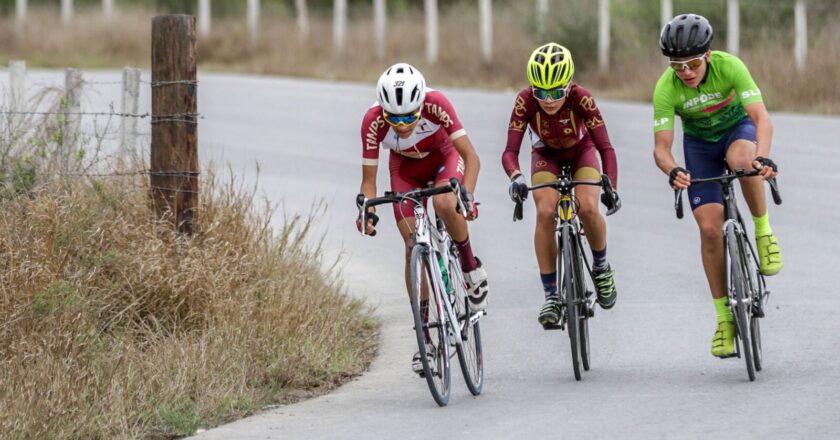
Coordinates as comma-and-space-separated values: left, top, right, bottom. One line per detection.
503, 43, 621, 326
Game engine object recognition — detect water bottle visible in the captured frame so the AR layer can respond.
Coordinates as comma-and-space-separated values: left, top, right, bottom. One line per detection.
436, 253, 455, 301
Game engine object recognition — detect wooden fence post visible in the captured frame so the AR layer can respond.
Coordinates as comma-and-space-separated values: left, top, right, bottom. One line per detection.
198, 0, 211, 38
727, 0, 739, 56
121, 68, 140, 156
16, 0, 27, 29
598, 0, 610, 71
334, 0, 347, 52
103, 0, 114, 22
151, 15, 199, 235
247, 0, 260, 48
794, 0, 807, 72
425, 0, 438, 64
63, 68, 82, 150
9, 61, 26, 131
374, 0, 386, 59
536, 0, 548, 40
660, 0, 672, 30
61, 0, 73, 25
296, 0, 310, 41
479, 0, 492, 64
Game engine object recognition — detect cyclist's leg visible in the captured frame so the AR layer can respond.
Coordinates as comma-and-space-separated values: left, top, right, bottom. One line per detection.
724, 118, 782, 275
685, 135, 735, 356
570, 146, 617, 308
431, 148, 488, 310
531, 151, 562, 324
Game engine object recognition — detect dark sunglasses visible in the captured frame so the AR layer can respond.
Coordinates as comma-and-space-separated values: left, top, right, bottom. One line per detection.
383, 110, 422, 127
532, 85, 569, 101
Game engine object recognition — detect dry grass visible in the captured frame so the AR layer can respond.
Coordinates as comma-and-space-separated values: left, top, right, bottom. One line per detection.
0, 99, 378, 438
1, 3, 837, 114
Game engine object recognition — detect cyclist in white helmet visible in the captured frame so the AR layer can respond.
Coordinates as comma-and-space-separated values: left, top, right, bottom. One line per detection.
356, 62, 489, 376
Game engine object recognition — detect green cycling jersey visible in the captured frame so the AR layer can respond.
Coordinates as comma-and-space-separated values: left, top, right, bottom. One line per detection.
653, 51, 764, 143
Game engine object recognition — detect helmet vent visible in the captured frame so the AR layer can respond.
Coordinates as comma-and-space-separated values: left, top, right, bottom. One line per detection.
395, 87, 403, 106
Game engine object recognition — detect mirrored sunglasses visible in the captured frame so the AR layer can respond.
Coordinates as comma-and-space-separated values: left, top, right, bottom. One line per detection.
670, 55, 705, 72
383, 111, 422, 127
532, 85, 569, 102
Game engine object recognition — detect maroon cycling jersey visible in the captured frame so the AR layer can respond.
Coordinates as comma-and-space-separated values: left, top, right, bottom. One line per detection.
361, 89, 467, 166
502, 84, 618, 187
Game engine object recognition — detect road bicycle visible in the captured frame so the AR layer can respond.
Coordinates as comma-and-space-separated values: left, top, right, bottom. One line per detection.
512, 167, 618, 381
674, 168, 782, 381
357, 178, 485, 406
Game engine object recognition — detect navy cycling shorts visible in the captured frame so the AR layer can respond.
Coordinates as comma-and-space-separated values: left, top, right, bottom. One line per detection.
684, 117, 756, 210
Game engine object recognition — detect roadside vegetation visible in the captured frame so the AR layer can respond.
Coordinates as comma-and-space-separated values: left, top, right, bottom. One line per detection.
0, 89, 378, 438
0, 0, 837, 113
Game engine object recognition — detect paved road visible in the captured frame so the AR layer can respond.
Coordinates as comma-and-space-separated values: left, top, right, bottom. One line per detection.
9, 71, 837, 438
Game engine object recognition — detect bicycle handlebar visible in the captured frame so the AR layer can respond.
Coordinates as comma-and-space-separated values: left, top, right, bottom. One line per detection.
357, 178, 466, 236
673, 169, 782, 219
513, 174, 616, 222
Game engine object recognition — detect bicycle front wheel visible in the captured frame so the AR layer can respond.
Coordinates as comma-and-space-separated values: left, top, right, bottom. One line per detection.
449, 251, 484, 396
572, 236, 591, 372
410, 245, 452, 406
561, 227, 583, 381
726, 226, 756, 381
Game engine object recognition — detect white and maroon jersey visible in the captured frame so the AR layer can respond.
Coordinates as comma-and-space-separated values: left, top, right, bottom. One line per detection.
360, 89, 467, 166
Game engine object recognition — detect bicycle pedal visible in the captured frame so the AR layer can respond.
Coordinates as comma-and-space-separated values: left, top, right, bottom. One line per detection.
541, 323, 564, 331
587, 306, 595, 318
718, 353, 738, 359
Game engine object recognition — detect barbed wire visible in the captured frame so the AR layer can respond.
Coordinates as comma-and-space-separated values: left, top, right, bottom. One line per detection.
0, 109, 202, 123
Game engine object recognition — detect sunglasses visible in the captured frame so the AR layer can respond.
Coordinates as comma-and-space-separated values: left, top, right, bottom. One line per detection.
383, 110, 422, 127
532, 85, 569, 102
669, 55, 706, 72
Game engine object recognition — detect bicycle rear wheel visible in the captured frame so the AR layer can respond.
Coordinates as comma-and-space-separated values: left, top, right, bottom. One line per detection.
448, 250, 484, 396
726, 227, 756, 381
561, 227, 583, 381
410, 245, 452, 406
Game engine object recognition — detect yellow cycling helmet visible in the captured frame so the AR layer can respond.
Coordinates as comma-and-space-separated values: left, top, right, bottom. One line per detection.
526, 43, 575, 89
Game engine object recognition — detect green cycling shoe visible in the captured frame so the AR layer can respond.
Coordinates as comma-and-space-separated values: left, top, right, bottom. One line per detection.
711, 321, 736, 358
756, 234, 782, 276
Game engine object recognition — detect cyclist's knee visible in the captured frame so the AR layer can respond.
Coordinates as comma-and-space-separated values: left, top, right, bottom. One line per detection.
577, 199, 599, 222
536, 202, 556, 225
726, 140, 756, 169
432, 193, 457, 215
698, 220, 722, 244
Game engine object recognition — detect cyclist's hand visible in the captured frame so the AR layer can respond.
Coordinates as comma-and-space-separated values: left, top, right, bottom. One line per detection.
601, 191, 622, 216
669, 166, 691, 190
356, 211, 379, 236
509, 174, 528, 202
463, 191, 479, 221
753, 156, 778, 180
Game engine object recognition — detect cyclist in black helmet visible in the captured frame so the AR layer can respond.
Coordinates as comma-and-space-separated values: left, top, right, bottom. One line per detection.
652, 14, 783, 358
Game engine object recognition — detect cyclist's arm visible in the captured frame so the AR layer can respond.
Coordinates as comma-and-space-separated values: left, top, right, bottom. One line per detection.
575, 86, 618, 188
502, 91, 531, 179
452, 134, 480, 193
360, 165, 377, 209
653, 130, 678, 175
745, 101, 773, 160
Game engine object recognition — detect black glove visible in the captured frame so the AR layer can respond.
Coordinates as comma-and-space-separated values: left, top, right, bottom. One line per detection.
669, 167, 689, 187
508, 174, 528, 202
754, 156, 778, 172
601, 191, 621, 216
460, 190, 478, 218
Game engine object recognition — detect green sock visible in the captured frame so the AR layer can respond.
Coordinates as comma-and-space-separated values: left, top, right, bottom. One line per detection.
714, 297, 733, 323
753, 213, 773, 237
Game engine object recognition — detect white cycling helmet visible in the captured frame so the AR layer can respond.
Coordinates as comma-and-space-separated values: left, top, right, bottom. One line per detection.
376, 62, 426, 114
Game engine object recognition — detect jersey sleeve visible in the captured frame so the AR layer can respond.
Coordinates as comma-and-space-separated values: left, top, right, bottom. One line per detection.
360, 106, 387, 166
422, 90, 466, 141
726, 54, 763, 106
502, 88, 533, 177
573, 86, 618, 187
652, 72, 677, 134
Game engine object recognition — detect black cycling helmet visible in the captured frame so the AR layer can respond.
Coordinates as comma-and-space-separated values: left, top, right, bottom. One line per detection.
659, 14, 714, 57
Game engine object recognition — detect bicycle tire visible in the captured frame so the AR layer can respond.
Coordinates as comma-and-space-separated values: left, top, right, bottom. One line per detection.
751, 315, 763, 372
409, 245, 452, 406
573, 236, 591, 372
726, 226, 756, 381
448, 251, 484, 396
561, 226, 583, 381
